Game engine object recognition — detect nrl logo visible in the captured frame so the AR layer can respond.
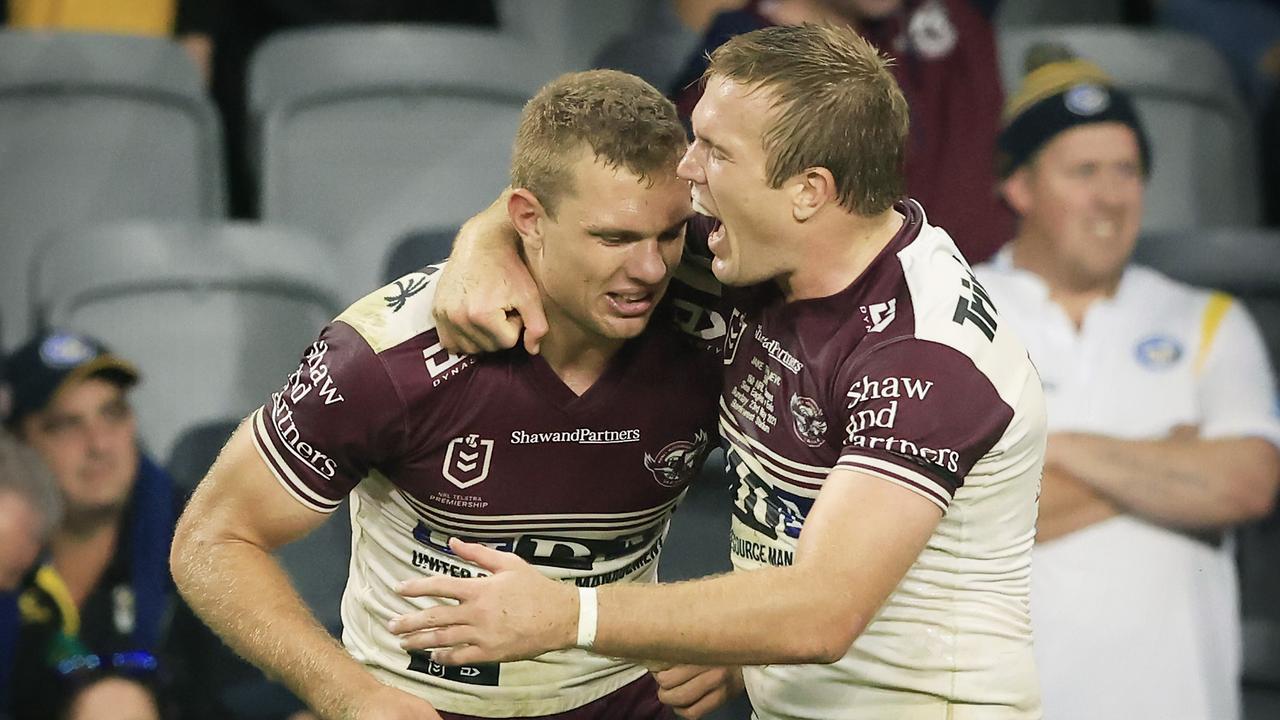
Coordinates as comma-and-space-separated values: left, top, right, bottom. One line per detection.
442, 434, 494, 489
644, 430, 711, 488
790, 394, 828, 448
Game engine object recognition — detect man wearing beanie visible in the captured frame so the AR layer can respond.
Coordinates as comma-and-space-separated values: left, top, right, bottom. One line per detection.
976, 45, 1280, 720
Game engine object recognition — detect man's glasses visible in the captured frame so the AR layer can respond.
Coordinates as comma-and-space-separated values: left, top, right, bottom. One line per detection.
55, 651, 158, 678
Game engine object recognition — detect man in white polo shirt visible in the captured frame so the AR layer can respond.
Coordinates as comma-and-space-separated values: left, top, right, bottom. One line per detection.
977, 44, 1280, 720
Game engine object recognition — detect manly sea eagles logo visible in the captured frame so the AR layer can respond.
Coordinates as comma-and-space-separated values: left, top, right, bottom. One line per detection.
790, 394, 828, 448
644, 430, 711, 488
384, 273, 431, 312
442, 434, 494, 489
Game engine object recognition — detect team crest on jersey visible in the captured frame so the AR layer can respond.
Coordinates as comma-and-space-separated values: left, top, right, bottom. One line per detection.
442, 434, 494, 489
1135, 335, 1183, 370
723, 308, 748, 365
384, 270, 435, 313
789, 394, 828, 448
644, 430, 710, 487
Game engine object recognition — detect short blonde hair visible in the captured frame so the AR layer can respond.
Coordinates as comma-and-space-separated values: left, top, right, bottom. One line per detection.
511, 69, 688, 217
706, 24, 909, 215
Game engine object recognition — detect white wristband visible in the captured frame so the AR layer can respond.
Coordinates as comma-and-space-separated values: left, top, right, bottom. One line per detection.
575, 586, 598, 650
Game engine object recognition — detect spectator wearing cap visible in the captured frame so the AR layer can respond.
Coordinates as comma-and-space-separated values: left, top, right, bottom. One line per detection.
975, 45, 1280, 720
2, 330, 179, 720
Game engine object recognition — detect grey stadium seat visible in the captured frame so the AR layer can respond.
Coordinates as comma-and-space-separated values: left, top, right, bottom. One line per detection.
498, 0, 649, 74
998, 27, 1260, 233
1132, 228, 1280, 711
252, 25, 553, 299
0, 30, 226, 349
31, 220, 344, 462
592, 25, 700, 96
382, 228, 453, 284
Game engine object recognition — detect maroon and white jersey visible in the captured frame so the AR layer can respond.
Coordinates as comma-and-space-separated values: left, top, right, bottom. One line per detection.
722, 201, 1044, 719
249, 266, 720, 717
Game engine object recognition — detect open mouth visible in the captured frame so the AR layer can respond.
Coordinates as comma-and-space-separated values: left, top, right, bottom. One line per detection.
691, 195, 727, 252
606, 291, 656, 317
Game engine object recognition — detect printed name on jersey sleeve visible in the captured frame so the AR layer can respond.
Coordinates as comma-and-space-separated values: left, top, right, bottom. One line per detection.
836, 340, 1014, 512
251, 322, 405, 513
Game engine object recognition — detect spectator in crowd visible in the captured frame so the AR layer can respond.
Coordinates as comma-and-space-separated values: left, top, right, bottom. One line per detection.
0, 331, 244, 720
1, 331, 174, 719
977, 44, 1280, 720
0, 429, 62, 719
669, 0, 1011, 263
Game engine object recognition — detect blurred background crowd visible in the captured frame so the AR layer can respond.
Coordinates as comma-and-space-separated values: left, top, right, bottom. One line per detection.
0, 1, 1279, 719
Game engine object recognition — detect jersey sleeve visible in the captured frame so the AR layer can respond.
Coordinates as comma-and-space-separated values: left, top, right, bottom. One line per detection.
834, 338, 1014, 512
1196, 298, 1280, 450
250, 321, 407, 513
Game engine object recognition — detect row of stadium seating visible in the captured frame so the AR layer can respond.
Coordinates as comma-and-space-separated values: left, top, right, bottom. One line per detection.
0, 20, 1266, 350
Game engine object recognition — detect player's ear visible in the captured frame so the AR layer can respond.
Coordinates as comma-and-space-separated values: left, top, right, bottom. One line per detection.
508, 189, 547, 251
789, 167, 837, 222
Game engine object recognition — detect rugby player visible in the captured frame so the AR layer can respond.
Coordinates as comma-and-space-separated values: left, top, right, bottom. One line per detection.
396, 24, 1046, 719
169, 70, 735, 720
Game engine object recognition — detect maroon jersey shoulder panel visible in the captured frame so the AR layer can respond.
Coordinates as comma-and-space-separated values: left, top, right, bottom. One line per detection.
253, 320, 408, 509
835, 337, 1013, 498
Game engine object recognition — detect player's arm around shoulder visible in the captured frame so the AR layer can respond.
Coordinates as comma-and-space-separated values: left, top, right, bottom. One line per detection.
170, 423, 442, 720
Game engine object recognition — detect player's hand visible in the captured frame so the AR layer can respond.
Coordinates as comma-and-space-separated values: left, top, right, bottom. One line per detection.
654, 665, 745, 719
350, 684, 444, 720
390, 538, 577, 665
433, 190, 548, 355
